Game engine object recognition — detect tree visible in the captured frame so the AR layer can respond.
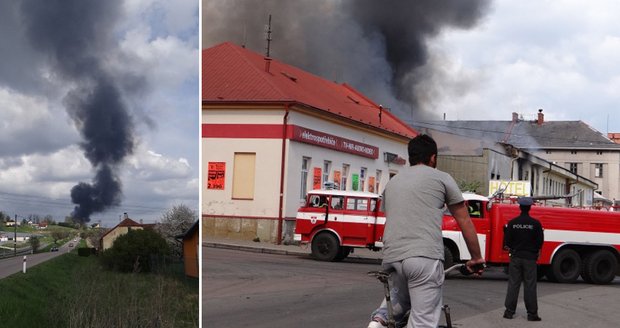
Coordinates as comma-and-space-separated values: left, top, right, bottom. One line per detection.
43, 214, 56, 225
156, 204, 197, 258
100, 229, 169, 273
29, 236, 41, 253
83, 228, 106, 249
50, 230, 70, 244
458, 180, 483, 194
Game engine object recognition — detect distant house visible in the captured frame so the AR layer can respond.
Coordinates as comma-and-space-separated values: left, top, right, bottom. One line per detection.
176, 221, 199, 278
100, 214, 154, 251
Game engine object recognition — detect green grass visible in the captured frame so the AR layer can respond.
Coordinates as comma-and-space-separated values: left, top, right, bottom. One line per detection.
0, 251, 198, 328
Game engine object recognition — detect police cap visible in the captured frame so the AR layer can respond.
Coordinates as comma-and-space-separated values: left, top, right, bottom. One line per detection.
517, 197, 533, 206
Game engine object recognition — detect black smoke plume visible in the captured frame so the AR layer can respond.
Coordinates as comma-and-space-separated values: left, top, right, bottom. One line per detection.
204, 0, 491, 122
20, 0, 136, 223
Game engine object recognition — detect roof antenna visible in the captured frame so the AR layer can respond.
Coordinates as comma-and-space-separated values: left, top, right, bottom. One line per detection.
264, 14, 272, 57
242, 24, 247, 48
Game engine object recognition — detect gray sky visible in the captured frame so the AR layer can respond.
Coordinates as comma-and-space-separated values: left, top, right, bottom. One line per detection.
0, 0, 198, 227
204, 0, 620, 135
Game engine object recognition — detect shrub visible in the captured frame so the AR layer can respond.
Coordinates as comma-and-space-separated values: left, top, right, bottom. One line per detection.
100, 229, 169, 273
77, 247, 95, 257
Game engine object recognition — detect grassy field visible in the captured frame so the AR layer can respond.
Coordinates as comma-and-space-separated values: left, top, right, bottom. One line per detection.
0, 249, 198, 328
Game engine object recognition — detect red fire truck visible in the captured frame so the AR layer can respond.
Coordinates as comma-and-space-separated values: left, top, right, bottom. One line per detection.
294, 189, 620, 284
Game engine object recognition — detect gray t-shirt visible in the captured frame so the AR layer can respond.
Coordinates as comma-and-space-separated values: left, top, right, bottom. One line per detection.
381, 165, 464, 264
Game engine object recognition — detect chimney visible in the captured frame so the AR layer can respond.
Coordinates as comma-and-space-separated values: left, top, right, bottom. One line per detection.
123, 212, 128, 220
537, 109, 544, 126
512, 112, 519, 123
264, 57, 272, 73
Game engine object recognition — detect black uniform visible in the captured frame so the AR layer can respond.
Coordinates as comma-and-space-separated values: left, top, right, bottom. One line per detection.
503, 203, 544, 320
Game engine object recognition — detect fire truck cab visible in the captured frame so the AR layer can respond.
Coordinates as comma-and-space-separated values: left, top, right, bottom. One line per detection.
294, 189, 384, 261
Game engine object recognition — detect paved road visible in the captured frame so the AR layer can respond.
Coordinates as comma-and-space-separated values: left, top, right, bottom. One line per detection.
204, 246, 620, 328
0, 240, 77, 279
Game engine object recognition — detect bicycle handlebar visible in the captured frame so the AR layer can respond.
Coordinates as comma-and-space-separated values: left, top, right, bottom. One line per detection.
445, 263, 486, 275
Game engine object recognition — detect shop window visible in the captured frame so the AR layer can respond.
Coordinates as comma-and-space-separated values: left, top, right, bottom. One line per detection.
360, 167, 367, 192
342, 164, 350, 191
323, 160, 331, 187
232, 153, 256, 199
300, 157, 310, 200
375, 170, 382, 193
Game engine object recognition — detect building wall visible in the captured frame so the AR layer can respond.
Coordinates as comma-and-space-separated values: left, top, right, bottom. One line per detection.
202, 105, 411, 243
182, 229, 199, 278
531, 149, 620, 202
101, 226, 143, 250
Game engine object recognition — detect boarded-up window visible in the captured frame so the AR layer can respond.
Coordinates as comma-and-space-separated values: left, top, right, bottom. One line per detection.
232, 153, 256, 199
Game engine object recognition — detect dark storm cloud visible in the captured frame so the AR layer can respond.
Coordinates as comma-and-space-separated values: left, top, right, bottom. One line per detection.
203, 0, 491, 122
20, 0, 139, 222
0, 2, 49, 95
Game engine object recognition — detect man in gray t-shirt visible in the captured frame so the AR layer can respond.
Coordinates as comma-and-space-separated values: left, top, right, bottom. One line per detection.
368, 134, 485, 328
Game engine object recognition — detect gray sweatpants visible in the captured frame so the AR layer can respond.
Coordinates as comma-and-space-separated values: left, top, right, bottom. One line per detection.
371, 257, 445, 328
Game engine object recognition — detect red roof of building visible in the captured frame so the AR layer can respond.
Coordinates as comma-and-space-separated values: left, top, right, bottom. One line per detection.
203, 42, 417, 138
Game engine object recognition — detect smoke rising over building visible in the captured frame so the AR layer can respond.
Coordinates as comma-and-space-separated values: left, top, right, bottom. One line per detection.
203, 0, 491, 123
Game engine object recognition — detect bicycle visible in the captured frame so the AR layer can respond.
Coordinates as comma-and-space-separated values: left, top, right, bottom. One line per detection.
368, 263, 485, 328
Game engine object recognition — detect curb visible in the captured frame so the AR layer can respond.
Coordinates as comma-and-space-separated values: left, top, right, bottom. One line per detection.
203, 241, 383, 264
202, 241, 309, 257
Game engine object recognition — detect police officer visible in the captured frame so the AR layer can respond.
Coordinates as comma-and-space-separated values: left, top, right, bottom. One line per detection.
503, 197, 544, 321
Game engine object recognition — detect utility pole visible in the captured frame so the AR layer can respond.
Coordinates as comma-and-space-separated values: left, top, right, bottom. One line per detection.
14, 214, 17, 256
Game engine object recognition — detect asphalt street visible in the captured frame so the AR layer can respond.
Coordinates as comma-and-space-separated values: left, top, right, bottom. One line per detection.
0, 240, 77, 279
204, 239, 620, 328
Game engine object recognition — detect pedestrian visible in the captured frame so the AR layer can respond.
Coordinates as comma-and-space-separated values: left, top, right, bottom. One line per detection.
503, 197, 544, 321
367, 134, 485, 328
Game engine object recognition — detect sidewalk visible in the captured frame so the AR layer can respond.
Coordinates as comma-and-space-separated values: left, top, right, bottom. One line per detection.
204, 238, 620, 328
202, 237, 382, 263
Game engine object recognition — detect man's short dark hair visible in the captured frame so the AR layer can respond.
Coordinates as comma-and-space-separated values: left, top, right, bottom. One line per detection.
408, 134, 437, 166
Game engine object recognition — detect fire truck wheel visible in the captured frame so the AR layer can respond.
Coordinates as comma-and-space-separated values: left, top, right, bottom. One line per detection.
581, 249, 618, 285
311, 232, 340, 262
548, 248, 581, 283
334, 246, 352, 261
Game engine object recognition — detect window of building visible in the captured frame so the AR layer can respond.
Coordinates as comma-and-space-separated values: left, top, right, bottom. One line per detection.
568, 162, 578, 174
360, 167, 367, 192
342, 164, 350, 191
597, 151, 603, 155
300, 157, 310, 200
323, 160, 331, 187
232, 152, 256, 199
570, 150, 577, 154
375, 170, 382, 193
595, 163, 604, 178
546, 150, 552, 154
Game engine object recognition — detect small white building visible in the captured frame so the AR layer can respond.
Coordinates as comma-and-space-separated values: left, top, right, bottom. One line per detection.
202, 42, 417, 243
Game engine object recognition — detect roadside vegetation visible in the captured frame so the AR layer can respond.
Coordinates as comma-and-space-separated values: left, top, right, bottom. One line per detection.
0, 246, 198, 328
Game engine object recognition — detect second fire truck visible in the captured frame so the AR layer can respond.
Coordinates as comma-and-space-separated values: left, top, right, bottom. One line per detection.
294, 189, 620, 284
